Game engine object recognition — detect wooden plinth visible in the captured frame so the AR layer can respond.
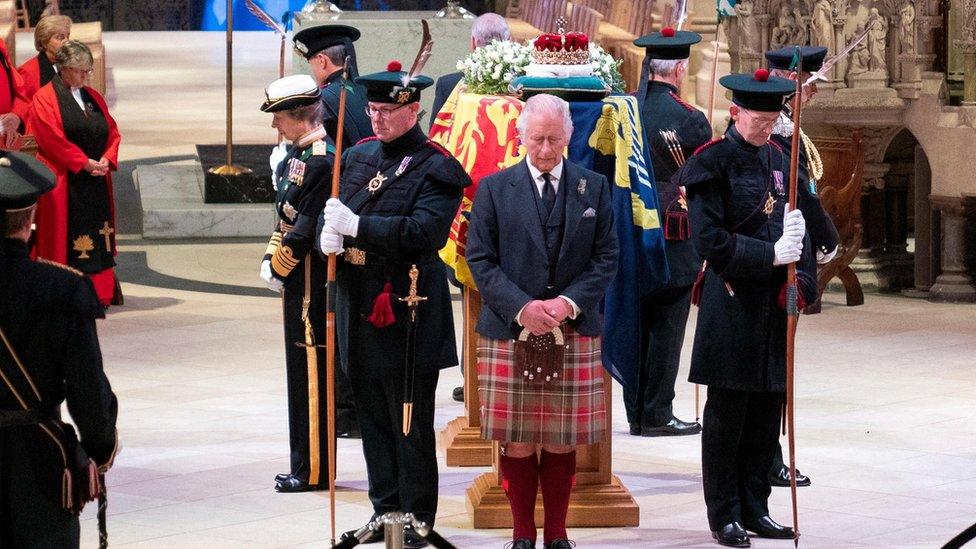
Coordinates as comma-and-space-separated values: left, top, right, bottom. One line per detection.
466, 471, 640, 528
439, 288, 493, 467
440, 416, 493, 467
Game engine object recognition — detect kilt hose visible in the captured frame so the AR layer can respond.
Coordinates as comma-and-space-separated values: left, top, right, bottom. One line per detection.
477, 327, 606, 446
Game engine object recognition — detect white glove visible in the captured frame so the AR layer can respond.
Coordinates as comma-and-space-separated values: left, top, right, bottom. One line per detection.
319, 227, 345, 255
773, 236, 803, 266
269, 142, 289, 189
817, 245, 838, 264
323, 198, 360, 237
260, 259, 284, 292
781, 205, 806, 242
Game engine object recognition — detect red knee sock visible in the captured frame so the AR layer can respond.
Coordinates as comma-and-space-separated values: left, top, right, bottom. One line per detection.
539, 450, 576, 543
500, 453, 539, 541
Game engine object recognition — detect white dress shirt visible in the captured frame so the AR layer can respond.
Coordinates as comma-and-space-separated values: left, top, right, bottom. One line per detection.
515, 158, 580, 327
70, 87, 85, 111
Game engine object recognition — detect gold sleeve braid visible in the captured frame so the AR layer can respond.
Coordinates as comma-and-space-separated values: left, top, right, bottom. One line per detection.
265, 231, 282, 257
271, 245, 300, 278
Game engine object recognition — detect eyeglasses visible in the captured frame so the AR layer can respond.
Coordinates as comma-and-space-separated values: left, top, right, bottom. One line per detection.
365, 104, 409, 119
66, 66, 95, 75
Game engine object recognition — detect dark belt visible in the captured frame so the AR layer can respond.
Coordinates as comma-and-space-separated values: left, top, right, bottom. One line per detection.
0, 408, 55, 428
342, 247, 439, 268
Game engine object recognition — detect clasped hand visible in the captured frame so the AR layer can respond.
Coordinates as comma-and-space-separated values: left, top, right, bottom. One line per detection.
85, 157, 110, 177
519, 298, 571, 336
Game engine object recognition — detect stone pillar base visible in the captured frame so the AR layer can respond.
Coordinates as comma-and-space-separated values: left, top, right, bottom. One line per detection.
848, 251, 914, 292
928, 273, 976, 302
928, 195, 976, 303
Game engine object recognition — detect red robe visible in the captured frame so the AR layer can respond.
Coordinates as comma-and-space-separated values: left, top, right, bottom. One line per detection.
17, 55, 47, 102
29, 81, 121, 304
0, 40, 29, 128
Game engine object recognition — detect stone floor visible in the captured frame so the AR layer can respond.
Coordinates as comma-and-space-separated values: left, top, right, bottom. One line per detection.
70, 237, 976, 549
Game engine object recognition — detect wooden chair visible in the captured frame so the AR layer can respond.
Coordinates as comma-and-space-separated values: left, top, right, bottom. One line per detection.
71, 21, 106, 97
567, 3, 603, 41
804, 130, 866, 314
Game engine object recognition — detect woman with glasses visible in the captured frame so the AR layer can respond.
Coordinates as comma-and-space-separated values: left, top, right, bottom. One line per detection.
29, 40, 122, 308
18, 14, 72, 101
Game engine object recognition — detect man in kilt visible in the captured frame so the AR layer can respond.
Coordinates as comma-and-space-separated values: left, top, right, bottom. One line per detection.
467, 94, 619, 549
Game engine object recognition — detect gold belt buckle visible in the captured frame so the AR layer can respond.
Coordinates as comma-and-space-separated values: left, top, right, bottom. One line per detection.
344, 247, 366, 266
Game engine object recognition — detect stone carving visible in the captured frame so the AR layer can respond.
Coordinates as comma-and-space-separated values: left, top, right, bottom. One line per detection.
847, 23, 871, 78
899, 0, 917, 55
735, 0, 759, 53
811, 0, 834, 53
868, 8, 889, 73
965, 0, 976, 43
771, 4, 806, 50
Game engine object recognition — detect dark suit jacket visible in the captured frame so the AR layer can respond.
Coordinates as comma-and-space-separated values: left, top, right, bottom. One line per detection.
429, 71, 463, 130
467, 159, 619, 340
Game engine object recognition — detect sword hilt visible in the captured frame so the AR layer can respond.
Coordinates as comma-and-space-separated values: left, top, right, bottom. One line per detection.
398, 264, 428, 312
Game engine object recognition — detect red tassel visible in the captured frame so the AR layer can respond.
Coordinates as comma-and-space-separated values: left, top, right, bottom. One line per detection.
777, 281, 808, 311
664, 210, 690, 241
367, 282, 396, 328
691, 266, 706, 306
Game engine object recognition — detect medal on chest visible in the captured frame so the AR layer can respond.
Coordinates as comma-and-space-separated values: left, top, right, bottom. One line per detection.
367, 171, 387, 193
287, 158, 306, 187
282, 201, 298, 222
763, 193, 776, 217
773, 170, 785, 197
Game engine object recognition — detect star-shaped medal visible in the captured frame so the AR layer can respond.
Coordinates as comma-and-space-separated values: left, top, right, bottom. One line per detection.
367, 171, 388, 193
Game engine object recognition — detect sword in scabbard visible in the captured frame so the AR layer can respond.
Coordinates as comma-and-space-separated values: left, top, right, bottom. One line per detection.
398, 264, 427, 436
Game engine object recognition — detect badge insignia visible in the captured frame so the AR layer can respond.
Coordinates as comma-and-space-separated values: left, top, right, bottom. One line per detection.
577, 178, 586, 195
312, 140, 327, 156
763, 193, 776, 216
396, 156, 413, 177
773, 170, 784, 196
282, 201, 298, 222
396, 89, 412, 104
288, 158, 306, 187
73, 235, 94, 259
367, 171, 388, 193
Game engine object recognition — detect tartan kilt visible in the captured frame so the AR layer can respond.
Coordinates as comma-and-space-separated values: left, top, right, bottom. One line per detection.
477, 328, 606, 446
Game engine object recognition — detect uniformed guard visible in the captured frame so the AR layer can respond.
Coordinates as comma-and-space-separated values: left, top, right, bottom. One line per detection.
0, 151, 119, 547
317, 60, 471, 548
765, 45, 842, 490
293, 24, 374, 150
676, 70, 820, 547
627, 26, 710, 438
258, 75, 337, 493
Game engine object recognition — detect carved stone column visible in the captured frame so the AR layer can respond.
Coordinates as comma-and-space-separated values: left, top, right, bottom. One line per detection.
957, 40, 976, 105
928, 195, 976, 302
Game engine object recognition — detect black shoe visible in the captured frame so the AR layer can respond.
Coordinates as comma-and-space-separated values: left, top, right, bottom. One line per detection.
507, 539, 536, 549
642, 417, 702, 437
274, 472, 289, 482
403, 525, 429, 548
544, 540, 575, 549
628, 423, 642, 436
743, 515, 794, 539
337, 423, 362, 439
768, 464, 811, 487
341, 524, 385, 544
711, 522, 750, 547
452, 386, 465, 402
274, 474, 320, 493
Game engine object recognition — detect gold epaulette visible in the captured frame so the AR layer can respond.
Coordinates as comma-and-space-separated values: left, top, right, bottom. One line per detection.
312, 140, 328, 156
37, 258, 83, 276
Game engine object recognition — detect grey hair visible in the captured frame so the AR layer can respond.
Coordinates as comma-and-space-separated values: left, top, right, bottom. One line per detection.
285, 101, 324, 125
649, 58, 687, 78
471, 13, 510, 47
321, 44, 347, 67
55, 40, 92, 69
516, 94, 573, 137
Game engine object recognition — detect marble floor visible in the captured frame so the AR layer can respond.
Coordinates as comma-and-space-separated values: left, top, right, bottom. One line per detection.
73, 237, 976, 549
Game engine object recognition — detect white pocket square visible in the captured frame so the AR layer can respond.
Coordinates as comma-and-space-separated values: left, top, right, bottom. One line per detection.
582, 207, 597, 218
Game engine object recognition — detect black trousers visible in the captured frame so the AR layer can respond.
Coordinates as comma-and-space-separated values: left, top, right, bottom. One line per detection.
349, 367, 440, 525
701, 386, 783, 530
282, 256, 356, 484
624, 284, 693, 427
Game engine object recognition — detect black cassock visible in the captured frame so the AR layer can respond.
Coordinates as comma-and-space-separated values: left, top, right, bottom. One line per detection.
317, 124, 470, 525
0, 239, 118, 548
54, 77, 114, 275
625, 81, 712, 429
678, 126, 819, 530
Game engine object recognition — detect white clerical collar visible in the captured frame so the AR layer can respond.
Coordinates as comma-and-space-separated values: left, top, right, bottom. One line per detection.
296, 126, 327, 148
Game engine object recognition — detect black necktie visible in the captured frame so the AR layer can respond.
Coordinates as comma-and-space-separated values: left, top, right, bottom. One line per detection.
541, 172, 556, 216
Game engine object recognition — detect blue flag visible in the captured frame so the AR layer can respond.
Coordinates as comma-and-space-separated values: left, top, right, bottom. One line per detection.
717, 0, 737, 18
566, 97, 669, 393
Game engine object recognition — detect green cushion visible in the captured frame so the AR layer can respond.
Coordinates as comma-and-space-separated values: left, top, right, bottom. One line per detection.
509, 76, 610, 102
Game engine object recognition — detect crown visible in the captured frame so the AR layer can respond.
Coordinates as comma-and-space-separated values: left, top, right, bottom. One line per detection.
532, 18, 590, 65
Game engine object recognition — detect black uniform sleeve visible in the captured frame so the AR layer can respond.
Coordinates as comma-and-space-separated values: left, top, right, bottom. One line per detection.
353, 156, 469, 257
684, 155, 775, 280
63, 278, 118, 466
271, 155, 333, 279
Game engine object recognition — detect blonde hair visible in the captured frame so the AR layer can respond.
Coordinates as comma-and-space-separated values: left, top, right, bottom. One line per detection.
34, 15, 72, 53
